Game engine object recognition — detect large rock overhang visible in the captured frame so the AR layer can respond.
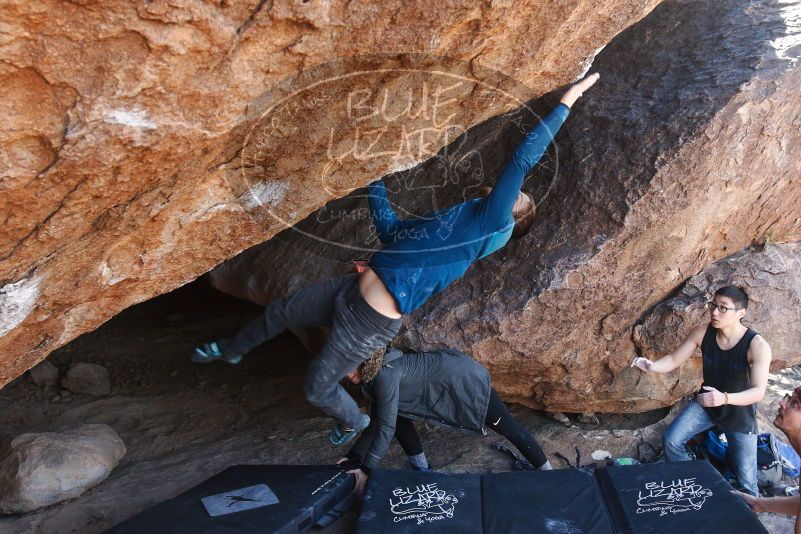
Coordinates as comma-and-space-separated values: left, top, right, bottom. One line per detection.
209, 0, 801, 412
0, 0, 664, 388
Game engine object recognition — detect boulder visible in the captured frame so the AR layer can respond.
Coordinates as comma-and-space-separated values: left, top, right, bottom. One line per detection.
61, 363, 111, 397
579, 412, 600, 426
0, 424, 126, 514
209, 0, 801, 412
0, 0, 662, 388
28, 360, 59, 389
549, 412, 571, 426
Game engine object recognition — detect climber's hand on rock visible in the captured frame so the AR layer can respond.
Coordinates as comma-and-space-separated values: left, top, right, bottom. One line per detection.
630, 356, 653, 371
560, 72, 600, 108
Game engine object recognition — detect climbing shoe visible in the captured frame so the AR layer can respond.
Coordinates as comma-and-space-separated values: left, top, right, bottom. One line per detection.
328, 414, 370, 446
190, 341, 242, 365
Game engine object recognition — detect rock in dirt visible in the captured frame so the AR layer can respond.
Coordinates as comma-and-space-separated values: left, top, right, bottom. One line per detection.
28, 360, 59, 388
549, 412, 570, 425
61, 363, 110, 397
0, 424, 126, 514
580, 412, 600, 425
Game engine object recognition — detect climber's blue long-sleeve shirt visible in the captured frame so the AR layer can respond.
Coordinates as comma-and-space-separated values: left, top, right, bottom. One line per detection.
368, 103, 570, 314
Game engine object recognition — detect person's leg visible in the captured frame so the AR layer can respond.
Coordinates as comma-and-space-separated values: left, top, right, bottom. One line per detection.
304, 279, 402, 434
394, 416, 430, 470
394, 416, 424, 455
663, 401, 716, 462
485, 389, 550, 469
222, 274, 355, 358
724, 429, 759, 496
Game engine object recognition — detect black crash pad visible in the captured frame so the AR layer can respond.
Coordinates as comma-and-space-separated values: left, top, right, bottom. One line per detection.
482, 469, 614, 534
357, 469, 481, 533
596, 460, 768, 534
358, 460, 767, 533
108, 464, 354, 534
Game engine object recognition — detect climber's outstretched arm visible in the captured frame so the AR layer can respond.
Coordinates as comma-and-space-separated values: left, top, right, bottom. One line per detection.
368, 179, 401, 244
482, 73, 600, 222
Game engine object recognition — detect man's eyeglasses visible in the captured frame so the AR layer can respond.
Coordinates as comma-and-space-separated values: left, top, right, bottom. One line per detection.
783, 393, 801, 410
706, 301, 739, 313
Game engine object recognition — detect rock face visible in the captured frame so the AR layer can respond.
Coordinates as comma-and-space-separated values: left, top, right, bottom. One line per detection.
406, 0, 801, 412
0, 0, 662, 389
61, 363, 111, 397
209, 0, 801, 412
0, 424, 126, 514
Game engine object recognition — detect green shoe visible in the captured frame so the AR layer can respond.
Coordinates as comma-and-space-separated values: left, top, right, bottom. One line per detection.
191, 341, 242, 365
328, 414, 370, 446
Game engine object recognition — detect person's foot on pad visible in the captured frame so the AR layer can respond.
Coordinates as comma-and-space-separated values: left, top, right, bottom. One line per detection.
191, 340, 242, 364
408, 453, 431, 472
329, 414, 370, 446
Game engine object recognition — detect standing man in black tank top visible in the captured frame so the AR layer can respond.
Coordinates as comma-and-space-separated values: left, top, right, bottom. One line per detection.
631, 286, 772, 496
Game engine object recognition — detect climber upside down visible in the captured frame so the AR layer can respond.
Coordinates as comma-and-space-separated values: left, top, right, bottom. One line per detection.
191, 73, 600, 447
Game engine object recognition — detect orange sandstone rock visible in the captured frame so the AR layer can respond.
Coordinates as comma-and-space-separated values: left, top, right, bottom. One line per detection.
209, 0, 801, 412
0, 0, 661, 387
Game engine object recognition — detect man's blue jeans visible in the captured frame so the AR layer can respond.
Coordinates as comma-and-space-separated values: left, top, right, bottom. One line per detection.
663, 400, 758, 496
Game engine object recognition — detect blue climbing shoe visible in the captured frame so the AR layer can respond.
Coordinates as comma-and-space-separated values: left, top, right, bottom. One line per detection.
328, 414, 370, 446
190, 341, 242, 365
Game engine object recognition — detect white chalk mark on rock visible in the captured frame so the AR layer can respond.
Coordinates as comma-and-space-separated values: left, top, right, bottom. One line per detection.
0, 277, 39, 338
577, 45, 606, 80
105, 110, 157, 130
99, 261, 126, 286
390, 158, 424, 174
242, 180, 289, 210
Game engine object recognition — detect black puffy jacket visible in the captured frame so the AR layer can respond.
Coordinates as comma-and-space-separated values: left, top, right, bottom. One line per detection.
349, 348, 492, 471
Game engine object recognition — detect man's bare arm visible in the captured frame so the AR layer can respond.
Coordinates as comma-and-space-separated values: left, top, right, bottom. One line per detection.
632, 324, 706, 374
735, 491, 800, 515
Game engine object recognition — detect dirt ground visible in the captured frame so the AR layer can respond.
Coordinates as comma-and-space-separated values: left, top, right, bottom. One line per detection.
0, 279, 795, 533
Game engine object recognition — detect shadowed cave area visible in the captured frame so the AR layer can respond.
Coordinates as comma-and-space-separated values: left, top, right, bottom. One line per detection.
1, 0, 800, 531
0, 279, 675, 532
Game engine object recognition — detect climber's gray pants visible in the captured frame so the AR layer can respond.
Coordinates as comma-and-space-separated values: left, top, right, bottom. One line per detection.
225, 274, 402, 428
